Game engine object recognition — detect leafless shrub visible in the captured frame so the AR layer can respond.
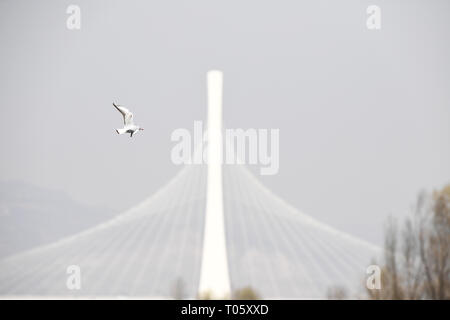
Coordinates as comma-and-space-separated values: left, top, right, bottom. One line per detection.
366, 185, 450, 300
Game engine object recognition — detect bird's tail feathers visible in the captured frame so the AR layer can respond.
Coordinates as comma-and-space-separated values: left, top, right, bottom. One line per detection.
116, 128, 127, 135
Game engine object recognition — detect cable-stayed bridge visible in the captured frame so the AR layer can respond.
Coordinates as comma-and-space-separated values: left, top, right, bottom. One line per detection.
0, 71, 380, 299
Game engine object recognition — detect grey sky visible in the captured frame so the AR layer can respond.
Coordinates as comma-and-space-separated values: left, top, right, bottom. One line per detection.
0, 0, 449, 245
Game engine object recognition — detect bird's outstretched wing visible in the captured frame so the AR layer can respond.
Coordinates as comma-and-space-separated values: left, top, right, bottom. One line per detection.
113, 102, 134, 125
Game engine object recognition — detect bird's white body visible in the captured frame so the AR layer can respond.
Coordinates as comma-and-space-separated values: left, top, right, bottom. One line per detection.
113, 102, 144, 137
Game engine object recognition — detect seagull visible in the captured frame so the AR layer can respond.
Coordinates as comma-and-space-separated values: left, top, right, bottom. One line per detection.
112, 102, 144, 138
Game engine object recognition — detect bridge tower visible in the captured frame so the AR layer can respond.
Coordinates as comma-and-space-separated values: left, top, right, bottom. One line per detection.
198, 70, 231, 298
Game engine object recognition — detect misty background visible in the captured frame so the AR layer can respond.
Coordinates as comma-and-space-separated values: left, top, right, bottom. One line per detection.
0, 0, 449, 256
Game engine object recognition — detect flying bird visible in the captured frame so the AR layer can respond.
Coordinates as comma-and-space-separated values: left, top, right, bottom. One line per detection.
112, 102, 144, 137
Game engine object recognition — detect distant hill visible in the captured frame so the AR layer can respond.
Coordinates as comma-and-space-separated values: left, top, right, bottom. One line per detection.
0, 180, 117, 259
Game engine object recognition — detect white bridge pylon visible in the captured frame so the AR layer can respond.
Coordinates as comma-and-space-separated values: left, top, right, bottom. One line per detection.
198, 70, 231, 298
0, 70, 382, 299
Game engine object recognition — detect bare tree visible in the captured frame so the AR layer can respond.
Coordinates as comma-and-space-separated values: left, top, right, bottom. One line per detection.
401, 215, 422, 299
326, 286, 348, 300
232, 286, 260, 300
384, 216, 403, 299
418, 186, 450, 299
366, 185, 450, 300
197, 290, 212, 300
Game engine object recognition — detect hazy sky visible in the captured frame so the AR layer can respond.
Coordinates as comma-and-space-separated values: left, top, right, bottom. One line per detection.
0, 0, 449, 245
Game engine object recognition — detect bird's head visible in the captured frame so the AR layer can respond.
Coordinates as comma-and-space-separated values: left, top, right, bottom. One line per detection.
139, 127, 144, 131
